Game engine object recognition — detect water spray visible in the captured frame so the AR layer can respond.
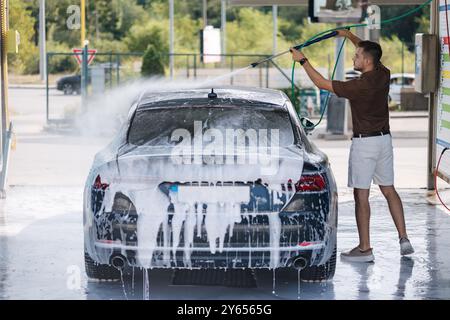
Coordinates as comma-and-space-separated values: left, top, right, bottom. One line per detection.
249, 31, 340, 68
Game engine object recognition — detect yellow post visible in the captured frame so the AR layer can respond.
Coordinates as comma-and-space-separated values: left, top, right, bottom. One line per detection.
0, 0, 9, 126
81, 0, 85, 46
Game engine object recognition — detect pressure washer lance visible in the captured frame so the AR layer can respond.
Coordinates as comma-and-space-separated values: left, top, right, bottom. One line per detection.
249, 30, 339, 68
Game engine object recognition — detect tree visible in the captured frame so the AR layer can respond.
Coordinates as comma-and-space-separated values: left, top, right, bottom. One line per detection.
140, 28, 168, 77
141, 45, 165, 77
380, 5, 430, 51
89, 0, 147, 41
46, 0, 80, 48
8, 0, 39, 74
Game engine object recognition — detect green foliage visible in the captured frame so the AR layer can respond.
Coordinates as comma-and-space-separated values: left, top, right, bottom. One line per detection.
141, 45, 166, 77
125, 22, 168, 53
124, 14, 201, 55
340, 35, 415, 74
89, 0, 148, 40
46, 41, 78, 74
7, 0, 428, 77
415, 14, 430, 34
90, 36, 127, 54
8, 0, 39, 74
138, 24, 168, 77
290, 19, 337, 70
46, 0, 80, 48
379, 35, 415, 74
380, 5, 430, 51
224, 8, 295, 67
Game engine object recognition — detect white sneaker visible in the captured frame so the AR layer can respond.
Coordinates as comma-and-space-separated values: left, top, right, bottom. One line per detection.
400, 237, 414, 256
340, 246, 375, 263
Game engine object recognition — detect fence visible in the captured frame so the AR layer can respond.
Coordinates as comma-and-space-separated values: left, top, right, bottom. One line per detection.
45, 51, 369, 124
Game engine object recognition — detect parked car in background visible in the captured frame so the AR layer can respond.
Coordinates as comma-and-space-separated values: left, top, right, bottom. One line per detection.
389, 73, 415, 105
56, 74, 81, 95
345, 69, 361, 80
83, 87, 338, 282
343, 70, 415, 107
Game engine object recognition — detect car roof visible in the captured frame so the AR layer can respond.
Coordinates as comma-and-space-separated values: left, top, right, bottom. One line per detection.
136, 86, 289, 111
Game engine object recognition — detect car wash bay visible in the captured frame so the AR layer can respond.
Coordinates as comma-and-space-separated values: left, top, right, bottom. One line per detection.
1, 1, 450, 300
0, 92, 448, 299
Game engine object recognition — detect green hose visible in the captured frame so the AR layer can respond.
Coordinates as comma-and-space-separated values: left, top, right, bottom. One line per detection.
292, 0, 433, 130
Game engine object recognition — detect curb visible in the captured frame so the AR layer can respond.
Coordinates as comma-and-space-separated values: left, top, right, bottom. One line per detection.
9, 85, 56, 90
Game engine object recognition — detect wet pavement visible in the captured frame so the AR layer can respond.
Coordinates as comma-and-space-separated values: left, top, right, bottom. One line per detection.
0, 186, 448, 300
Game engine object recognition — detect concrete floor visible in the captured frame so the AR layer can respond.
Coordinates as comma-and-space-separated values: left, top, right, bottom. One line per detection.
0, 87, 449, 300
0, 186, 448, 300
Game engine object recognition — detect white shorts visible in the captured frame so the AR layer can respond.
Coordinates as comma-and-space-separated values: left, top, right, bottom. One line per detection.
348, 134, 394, 189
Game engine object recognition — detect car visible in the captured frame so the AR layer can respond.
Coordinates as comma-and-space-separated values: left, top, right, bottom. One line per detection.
389, 73, 415, 104
83, 87, 338, 282
345, 69, 361, 80
56, 74, 81, 95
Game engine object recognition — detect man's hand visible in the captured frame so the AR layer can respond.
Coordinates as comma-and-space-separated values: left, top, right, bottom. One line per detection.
290, 47, 334, 93
290, 47, 305, 63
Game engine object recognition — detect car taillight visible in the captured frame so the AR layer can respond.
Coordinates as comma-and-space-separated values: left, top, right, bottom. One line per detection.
93, 175, 109, 190
295, 174, 326, 192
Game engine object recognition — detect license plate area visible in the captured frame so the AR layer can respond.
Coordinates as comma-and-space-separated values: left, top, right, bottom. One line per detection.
173, 185, 250, 204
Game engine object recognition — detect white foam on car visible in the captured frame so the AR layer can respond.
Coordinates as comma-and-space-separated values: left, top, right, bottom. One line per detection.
171, 186, 249, 256
88, 154, 298, 268
85, 146, 335, 269
176, 186, 250, 204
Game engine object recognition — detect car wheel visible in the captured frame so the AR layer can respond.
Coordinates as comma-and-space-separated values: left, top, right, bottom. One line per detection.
63, 84, 73, 95
84, 251, 121, 280
300, 245, 336, 282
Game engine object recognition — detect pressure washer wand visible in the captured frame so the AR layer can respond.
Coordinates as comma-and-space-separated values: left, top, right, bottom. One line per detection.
250, 31, 339, 68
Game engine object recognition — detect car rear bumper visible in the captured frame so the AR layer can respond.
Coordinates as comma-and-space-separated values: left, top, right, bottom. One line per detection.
87, 207, 336, 269
93, 240, 327, 269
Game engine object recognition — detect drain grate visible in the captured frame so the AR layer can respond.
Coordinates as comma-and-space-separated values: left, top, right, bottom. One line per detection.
171, 269, 257, 288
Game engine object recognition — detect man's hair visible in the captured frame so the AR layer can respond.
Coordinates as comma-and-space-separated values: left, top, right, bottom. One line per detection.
357, 40, 382, 65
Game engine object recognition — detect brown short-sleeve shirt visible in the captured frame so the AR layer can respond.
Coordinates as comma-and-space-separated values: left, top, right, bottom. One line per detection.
331, 63, 390, 135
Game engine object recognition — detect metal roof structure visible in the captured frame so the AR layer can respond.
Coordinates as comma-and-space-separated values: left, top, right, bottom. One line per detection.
229, 0, 428, 6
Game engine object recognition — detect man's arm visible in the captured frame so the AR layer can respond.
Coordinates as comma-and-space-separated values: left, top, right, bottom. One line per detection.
337, 29, 362, 47
290, 48, 334, 93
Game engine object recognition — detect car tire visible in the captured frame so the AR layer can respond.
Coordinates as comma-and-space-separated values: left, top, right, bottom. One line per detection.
300, 245, 337, 282
63, 84, 73, 95
84, 251, 121, 280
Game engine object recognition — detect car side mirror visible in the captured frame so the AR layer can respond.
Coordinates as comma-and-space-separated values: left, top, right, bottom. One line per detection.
300, 117, 315, 134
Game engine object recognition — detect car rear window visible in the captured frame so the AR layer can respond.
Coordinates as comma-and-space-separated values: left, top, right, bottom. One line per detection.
128, 106, 296, 147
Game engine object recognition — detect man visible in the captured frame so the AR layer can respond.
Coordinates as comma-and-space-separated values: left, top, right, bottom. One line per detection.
290, 29, 414, 262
